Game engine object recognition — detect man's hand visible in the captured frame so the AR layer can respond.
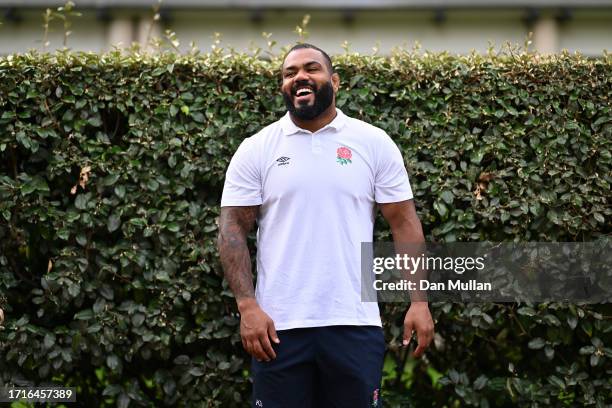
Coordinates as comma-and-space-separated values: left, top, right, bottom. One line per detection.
0, 308, 4, 325
239, 298, 280, 362
403, 302, 434, 358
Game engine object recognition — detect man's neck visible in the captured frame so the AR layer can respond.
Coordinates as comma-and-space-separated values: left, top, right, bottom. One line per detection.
289, 104, 337, 133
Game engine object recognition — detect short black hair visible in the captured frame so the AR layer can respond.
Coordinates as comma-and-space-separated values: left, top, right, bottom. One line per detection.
282, 43, 334, 74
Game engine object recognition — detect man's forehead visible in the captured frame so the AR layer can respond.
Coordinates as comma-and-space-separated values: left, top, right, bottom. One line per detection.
282, 48, 326, 70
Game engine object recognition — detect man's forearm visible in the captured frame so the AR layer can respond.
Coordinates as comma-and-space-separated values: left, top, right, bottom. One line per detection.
219, 234, 255, 302
217, 206, 259, 306
379, 200, 429, 303
388, 204, 428, 303
392, 227, 428, 303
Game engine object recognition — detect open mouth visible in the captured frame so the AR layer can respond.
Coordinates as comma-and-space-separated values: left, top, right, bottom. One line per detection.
293, 86, 314, 102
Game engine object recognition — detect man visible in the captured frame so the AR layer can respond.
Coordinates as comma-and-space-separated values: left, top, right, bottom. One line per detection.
218, 43, 434, 407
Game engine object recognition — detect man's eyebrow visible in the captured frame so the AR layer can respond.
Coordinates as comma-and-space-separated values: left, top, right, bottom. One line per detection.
282, 60, 323, 72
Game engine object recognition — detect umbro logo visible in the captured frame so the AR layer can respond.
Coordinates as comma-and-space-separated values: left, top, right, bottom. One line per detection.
276, 156, 290, 166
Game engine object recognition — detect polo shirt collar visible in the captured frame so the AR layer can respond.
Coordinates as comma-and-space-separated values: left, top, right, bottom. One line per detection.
280, 108, 347, 135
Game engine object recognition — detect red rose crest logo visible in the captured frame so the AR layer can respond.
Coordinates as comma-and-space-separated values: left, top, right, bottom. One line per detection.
336, 146, 352, 165
372, 388, 379, 407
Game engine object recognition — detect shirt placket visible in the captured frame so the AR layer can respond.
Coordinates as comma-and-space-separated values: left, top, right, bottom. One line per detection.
311, 127, 328, 155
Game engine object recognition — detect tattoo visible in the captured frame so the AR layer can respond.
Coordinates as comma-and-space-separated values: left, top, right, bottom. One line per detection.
217, 206, 259, 302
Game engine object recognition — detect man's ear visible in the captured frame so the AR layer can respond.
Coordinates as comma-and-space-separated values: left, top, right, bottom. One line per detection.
332, 73, 340, 93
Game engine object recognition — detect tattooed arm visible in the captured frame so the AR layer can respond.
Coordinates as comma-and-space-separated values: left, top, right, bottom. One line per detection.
217, 206, 279, 361
218, 205, 259, 302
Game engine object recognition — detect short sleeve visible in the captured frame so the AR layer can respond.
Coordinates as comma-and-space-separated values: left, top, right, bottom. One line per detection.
220, 137, 263, 207
374, 132, 413, 203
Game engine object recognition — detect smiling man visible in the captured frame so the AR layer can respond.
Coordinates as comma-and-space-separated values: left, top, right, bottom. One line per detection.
218, 43, 434, 407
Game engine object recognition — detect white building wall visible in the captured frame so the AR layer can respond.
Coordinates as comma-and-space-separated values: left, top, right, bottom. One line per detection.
558, 10, 612, 54
170, 10, 532, 55
0, 11, 107, 54
0, 8, 610, 55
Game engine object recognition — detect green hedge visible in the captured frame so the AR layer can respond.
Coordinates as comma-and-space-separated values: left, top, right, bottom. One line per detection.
0, 50, 610, 407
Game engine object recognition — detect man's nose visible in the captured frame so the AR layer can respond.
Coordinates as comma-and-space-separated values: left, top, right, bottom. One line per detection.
294, 69, 309, 82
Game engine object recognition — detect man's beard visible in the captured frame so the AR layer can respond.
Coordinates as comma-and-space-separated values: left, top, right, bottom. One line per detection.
283, 80, 334, 120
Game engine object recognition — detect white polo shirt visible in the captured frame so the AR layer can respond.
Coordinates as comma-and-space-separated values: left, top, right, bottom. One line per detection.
221, 108, 413, 330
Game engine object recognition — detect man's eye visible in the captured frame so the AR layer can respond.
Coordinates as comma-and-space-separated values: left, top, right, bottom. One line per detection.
284, 72, 295, 78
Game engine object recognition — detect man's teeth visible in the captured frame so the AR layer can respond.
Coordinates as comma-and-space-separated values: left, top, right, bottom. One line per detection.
296, 88, 313, 96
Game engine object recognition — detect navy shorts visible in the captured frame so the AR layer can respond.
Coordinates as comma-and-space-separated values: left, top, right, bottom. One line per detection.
251, 325, 385, 408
